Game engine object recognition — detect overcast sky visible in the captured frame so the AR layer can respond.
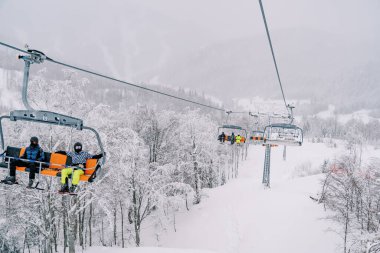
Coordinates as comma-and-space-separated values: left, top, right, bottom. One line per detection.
142, 0, 379, 40
1, 0, 378, 50
0, 0, 379, 105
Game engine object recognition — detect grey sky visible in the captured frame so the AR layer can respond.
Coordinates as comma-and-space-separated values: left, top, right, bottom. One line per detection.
1, 0, 378, 51
0, 0, 379, 107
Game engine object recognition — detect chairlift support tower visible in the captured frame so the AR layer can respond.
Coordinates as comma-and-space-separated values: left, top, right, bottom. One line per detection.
263, 144, 271, 187
262, 115, 272, 187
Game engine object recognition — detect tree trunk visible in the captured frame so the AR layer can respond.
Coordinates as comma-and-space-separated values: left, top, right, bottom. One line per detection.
23, 231, 27, 253
53, 223, 58, 253
185, 194, 189, 211
343, 200, 350, 253
120, 201, 125, 248
63, 198, 68, 253
134, 223, 141, 246
78, 200, 83, 247
88, 202, 93, 247
101, 219, 105, 246
80, 203, 85, 249
68, 212, 76, 253
192, 140, 201, 204
113, 206, 117, 246
67, 196, 78, 253
133, 185, 141, 246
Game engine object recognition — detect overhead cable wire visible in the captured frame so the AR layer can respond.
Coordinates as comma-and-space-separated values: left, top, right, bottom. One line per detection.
258, 0, 290, 114
1, 40, 287, 117
0, 41, 225, 112
0, 41, 29, 54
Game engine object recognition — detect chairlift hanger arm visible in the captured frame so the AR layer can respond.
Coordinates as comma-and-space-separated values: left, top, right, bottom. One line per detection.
10, 110, 83, 129
17, 49, 53, 111
0, 116, 10, 151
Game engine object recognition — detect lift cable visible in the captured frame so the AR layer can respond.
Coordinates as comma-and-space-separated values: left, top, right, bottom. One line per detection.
258, 0, 290, 114
0, 41, 225, 112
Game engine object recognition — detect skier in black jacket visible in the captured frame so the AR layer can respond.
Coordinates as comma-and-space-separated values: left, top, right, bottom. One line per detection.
2, 136, 45, 187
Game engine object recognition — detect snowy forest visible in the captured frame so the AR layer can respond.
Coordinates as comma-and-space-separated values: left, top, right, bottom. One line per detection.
0, 63, 378, 253
0, 68, 247, 252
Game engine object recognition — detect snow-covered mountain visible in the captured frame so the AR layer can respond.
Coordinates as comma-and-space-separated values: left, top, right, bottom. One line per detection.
157, 28, 380, 112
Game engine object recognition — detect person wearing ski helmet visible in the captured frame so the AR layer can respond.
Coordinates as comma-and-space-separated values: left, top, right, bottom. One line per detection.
2, 136, 45, 187
236, 134, 242, 144
219, 132, 226, 143
218, 132, 226, 143
230, 132, 235, 145
57, 142, 104, 193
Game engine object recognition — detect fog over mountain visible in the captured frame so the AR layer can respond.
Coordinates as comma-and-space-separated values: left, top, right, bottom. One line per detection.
0, 0, 379, 113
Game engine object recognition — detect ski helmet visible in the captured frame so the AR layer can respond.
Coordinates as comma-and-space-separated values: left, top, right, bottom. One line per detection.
30, 136, 39, 147
74, 142, 82, 153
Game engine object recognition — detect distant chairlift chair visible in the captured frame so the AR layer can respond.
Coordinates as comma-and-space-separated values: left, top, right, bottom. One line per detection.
263, 123, 303, 146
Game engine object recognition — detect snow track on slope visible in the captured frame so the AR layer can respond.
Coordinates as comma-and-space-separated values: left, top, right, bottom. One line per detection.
142, 142, 344, 253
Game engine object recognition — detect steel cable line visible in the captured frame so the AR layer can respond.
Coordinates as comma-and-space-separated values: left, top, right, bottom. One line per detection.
0, 41, 225, 112
258, 0, 290, 114
1, 40, 289, 117
0, 41, 29, 54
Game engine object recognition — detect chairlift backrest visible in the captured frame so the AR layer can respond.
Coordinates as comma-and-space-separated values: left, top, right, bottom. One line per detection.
263, 123, 303, 146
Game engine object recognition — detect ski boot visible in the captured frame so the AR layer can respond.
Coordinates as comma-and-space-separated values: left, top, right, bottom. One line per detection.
69, 185, 77, 193
1, 176, 16, 185
26, 179, 34, 188
58, 183, 69, 194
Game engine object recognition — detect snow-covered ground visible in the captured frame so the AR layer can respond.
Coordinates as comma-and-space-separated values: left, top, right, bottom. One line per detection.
140, 141, 345, 253
86, 247, 216, 253
87, 141, 380, 253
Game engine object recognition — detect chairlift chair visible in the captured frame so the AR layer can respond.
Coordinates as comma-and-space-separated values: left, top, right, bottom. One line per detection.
0, 49, 106, 186
250, 130, 265, 145
217, 124, 247, 144
263, 123, 303, 146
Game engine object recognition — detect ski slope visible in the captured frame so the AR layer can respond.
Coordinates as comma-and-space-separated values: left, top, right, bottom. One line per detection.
140, 141, 345, 253
87, 141, 363, 253
87, 247, 216, 253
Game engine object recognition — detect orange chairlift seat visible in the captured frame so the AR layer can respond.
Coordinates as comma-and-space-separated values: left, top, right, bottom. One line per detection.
0, 146, 102, 182
250, 130, 266, 145
0, 112, 105, 183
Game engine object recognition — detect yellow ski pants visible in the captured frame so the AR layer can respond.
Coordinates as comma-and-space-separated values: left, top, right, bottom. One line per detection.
61, 168, 84, 185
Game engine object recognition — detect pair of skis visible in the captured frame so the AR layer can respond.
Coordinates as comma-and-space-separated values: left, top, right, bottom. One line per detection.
58, 190, 77, 196
0, 180, 43, 190
0, 180, 77, 195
